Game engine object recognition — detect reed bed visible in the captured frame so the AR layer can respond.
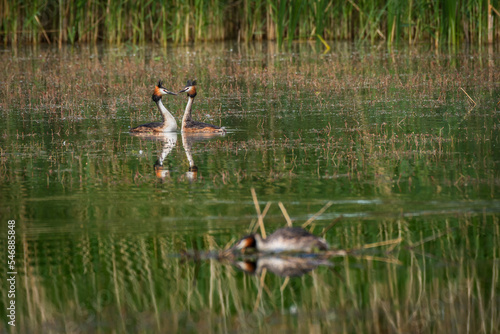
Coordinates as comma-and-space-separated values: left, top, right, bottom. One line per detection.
1, 0, 499, 46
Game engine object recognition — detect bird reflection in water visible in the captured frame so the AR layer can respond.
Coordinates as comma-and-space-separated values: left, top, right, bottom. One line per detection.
181, 132, 225, 182
151, 133, 178, 180
130, 132, 178, 180
181, 132, 198, 182
131, 128, 224, 181
233, 256, 332, 278
228, 227, 342, 278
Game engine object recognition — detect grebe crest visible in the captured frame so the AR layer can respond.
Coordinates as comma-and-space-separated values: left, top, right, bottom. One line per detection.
152, 80, 177, 102
178, 80, 197, 97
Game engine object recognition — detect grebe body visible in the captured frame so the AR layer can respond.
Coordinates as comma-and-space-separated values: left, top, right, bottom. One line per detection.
183, 119, 225, 133
234, 227, 328, 253
130, 81, 177, 133
178, 80, 225, 133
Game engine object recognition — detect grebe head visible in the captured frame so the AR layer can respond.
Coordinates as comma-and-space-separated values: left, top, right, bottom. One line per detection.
233, 234, 257, 252
186, 165, 198, 181
234, 260, 257, 274
152, 80, 177, 102
154, 161, 170, 179
178, 80, 197, 98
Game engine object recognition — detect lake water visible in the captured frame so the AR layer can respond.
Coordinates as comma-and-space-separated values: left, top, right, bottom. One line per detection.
1, 42, 499, 333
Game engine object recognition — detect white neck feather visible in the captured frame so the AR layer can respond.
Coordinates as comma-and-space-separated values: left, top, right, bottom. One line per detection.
254, 234, 264, 248
157, 98, 177, 132
182, 133, 195, 167
158, 134, 177, 163
181, 97, 194, 131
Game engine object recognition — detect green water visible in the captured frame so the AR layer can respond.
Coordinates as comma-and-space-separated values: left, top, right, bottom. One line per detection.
1, 42, 499, 333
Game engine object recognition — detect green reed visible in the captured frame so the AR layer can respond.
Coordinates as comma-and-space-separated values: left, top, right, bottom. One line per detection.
0, 0, 498, 46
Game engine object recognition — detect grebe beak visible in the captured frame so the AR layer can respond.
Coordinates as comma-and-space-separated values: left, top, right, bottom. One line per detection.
166, 90, 177, 95
232, 242, 244, 252
234, 261, 257, 274
178, 86, 190, 94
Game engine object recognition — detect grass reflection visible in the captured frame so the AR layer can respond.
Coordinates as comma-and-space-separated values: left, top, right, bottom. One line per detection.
5, 213, 497, 332
0, 43, 499, 332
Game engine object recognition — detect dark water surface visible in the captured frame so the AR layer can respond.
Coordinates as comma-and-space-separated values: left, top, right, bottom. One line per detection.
1, 42, 499, 333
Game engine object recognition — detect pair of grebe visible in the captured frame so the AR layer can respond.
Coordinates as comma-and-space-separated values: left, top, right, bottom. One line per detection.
131, 83, 326, 254
130, 80, 225, 134
234, 227, 329, 253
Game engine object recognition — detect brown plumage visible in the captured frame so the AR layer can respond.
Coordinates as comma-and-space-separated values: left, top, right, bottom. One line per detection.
182, 120, 225, 133
130, 122, 165, 133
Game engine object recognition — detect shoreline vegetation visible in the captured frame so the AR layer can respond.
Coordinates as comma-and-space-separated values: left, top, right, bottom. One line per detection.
0, 0, 499, 47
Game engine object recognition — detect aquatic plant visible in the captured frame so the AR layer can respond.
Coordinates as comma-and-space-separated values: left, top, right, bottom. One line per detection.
0, 0, 499, 46
2, 198, 498, 332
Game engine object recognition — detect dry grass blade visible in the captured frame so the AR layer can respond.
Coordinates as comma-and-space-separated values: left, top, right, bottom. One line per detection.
251, 188, 266, 238
253, 268, 267, 312
320, 216, 343, 237
356, 255, 402, 265
223, 237, 237, 251
460, 87, 477, 107
278, 202, 293, 227
490, 4, 500, 17
303, 201, 334, 228
251, 188, 261, 215
359, 237, 403, 250
252, 202, 272, 233
408, 228, 454, 248
280, 276, 290, 291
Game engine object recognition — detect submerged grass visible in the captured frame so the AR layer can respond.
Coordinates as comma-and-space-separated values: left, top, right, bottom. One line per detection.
1, 205, 498, 332
0, 0, 499, 46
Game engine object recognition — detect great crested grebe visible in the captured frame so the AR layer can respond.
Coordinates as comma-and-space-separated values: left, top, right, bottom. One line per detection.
234, 227, 328, 253
178, 80, 226, 133
130, 81, 177, 133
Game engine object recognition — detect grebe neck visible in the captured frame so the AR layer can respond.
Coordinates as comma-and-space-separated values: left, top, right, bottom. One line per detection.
181, 96, 194, 130
181, 133, 195, 168
254, 234, 264, 248
157, 98, 177, 132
